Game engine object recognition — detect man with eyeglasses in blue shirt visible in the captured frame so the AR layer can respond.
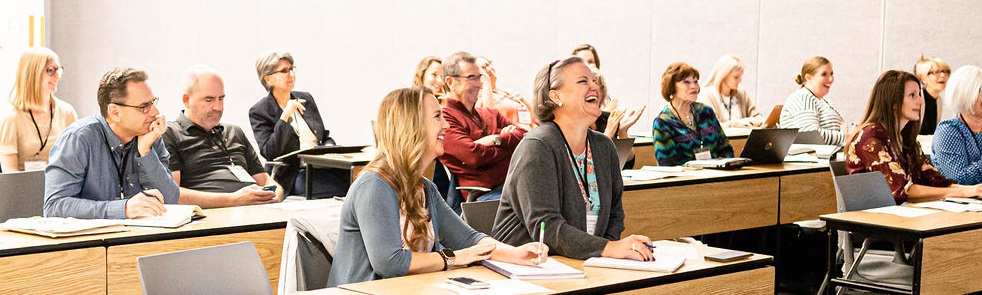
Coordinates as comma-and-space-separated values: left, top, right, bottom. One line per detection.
439, 51, 527, 208
44, 68, 179, 219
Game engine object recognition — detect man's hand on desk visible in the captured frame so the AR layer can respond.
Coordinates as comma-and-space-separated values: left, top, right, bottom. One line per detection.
125, 189, 166, 218
227, 184, 279, 206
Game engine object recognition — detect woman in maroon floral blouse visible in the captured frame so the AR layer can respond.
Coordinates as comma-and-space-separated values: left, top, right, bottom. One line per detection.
844, 70, 982, 204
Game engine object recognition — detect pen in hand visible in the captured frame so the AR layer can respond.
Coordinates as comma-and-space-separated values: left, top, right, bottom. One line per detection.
537, 221, 545, 262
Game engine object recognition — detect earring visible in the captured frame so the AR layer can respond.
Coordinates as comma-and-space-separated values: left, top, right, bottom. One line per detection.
556, 101, 563, 107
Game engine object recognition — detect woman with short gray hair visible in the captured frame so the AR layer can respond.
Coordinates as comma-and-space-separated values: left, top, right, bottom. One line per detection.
931, 65, 982, 184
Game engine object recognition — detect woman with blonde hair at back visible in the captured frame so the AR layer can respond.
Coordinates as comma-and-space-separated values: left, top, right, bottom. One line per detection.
698, 54, 763, 127
0, 47, 77, 172
327, 86, 543, 286
913, 55, 952, 134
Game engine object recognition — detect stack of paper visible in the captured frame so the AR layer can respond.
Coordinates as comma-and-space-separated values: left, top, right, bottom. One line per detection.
913, 200, 982, 213
1, 217, 128, 238
482, 258, 584, 280
122, 204, 205, 228
583, 255, 685, 273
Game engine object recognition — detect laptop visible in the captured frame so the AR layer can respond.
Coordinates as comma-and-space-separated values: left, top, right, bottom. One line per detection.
0, 170, 45, 222
762, 105, 783, 128
793, 131, 825, 144
613, 138, 636, 170
739, 128, 799, 164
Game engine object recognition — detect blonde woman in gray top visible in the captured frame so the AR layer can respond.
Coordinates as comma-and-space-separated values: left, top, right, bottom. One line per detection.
780, 56, 845, 145
698, 55, 763, 128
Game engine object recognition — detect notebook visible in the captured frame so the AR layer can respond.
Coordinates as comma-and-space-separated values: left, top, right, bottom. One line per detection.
481, 257, 585, 280
583, 256, 685, 273
273, 145, 369, 162
122, 205, 206, 228
683, 158, 752, 170
738, 128, 798, 164
1, 217, 128, 238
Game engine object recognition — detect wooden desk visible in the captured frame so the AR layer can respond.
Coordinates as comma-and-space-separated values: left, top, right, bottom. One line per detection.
630, 128, 751, 169
820, 210, 982, 294
328, 241, 773, 295
622, 163, 834, 240
0, 200, 332, 294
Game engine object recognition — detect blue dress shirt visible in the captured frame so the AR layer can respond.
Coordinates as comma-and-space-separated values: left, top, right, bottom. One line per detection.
44, 115, 180, 218
932, 117, 982, 185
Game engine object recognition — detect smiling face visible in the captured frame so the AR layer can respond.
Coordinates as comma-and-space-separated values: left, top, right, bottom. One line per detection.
41, 58, 62, 98
446, 61, 482, 107
805, 63, 834, 98
422, 61, 445, 94
674, 75, 700, 102
923, 63, 950, 97
900, 80, 924, 125
551, 62, 602, 125
420, 93, 449, 163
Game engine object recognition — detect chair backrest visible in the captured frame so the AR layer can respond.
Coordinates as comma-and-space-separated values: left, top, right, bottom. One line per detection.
137, 241, 272, 295
0, 170, 44, 221
461, 200, 500, 235
833, 171, 897, 212
829, 161, 848, 176
296, 231, 332, 291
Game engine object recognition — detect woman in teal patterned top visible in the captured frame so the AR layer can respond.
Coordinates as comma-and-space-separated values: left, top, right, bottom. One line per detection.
652, 62, 733, 166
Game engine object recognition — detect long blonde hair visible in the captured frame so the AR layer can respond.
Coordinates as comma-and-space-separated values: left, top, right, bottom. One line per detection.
365, 86, 433, 250
9, 47, 59, 111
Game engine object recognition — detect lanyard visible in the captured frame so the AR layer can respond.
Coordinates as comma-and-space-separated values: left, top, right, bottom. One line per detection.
101, 127, 135, 199
206, 127, 236, 165
553, 123, 591, 205
670, 102, 703, 146
719, 95, 733, 117
959, 114, 982, 156
28, 104, 55, 156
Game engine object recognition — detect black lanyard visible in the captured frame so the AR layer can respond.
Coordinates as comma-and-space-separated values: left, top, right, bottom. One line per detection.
553, 123, 591, 205
960, 114, 982, 156
206, 127, 236, 165
670, 102, 703, 146
28, 104, 55, 156
719, 95, 733, 117
101, 127, 135, 199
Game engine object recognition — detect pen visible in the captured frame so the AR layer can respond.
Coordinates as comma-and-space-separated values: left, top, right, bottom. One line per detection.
944, 199, 970, 205
537, 222, 545, 261
644, 242, 656, 250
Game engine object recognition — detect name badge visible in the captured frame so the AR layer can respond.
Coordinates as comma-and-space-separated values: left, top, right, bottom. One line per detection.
694, 147, 712, 160
227, 165, 256, 183
24, 160, 46, 171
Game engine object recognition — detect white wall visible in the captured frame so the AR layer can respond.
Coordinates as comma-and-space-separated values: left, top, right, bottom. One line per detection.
42, 0, 982, 150
1, 0, 45, 102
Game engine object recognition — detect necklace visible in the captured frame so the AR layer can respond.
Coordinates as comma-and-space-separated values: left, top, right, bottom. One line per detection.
670, 101, 695, 130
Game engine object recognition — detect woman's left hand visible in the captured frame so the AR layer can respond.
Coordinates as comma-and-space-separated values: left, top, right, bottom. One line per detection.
617, 106, 646, 137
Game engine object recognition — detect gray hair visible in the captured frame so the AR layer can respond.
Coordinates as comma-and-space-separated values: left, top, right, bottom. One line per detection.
443, 51, 477, 78
183, 64, 222, 95
945, 65, 982, 115
532, 56, 584, 122
255, 51, 294, 91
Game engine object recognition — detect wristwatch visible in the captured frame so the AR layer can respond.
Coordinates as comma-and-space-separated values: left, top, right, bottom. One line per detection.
438, 248, 456, 271
491, 135, 502, 146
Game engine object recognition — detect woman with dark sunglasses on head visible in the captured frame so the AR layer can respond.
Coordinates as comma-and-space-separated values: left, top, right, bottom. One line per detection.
1, 47, 77, 172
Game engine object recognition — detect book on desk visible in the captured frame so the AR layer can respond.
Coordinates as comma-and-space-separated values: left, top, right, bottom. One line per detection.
1, 217, 129, 238
583, 256, 686, 272
122, 204, 206, 228
481, 257, 585, 280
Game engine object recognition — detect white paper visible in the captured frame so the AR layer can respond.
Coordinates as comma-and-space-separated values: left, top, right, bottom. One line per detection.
651, 245, 699, 259
912, 201, 982, 213
435, 279, 553, 295
864, 206, 939, 218
783, 154, 819, 163
583, 255, 685, 272
621, 170, 671, 181
263, 199, 338, 211
641, 166, 684, 173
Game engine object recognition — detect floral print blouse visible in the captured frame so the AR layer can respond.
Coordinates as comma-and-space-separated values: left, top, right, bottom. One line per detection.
845, 123, 955, 204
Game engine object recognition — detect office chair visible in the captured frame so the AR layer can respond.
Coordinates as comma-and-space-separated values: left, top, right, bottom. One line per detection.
440, 161, 490, 215
279, 213, 341, 293
460, 200, 500, 235
137, 241, 272, 295
0, 170, 44, 221
296, 231, 332, 290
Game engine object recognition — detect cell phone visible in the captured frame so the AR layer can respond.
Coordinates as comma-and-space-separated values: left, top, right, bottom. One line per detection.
445, 277, 490, 289
704, 250, 753, 262
262, 185, 277, 191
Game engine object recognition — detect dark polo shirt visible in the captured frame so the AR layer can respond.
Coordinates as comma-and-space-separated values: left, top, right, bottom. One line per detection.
163, 112, 265, 193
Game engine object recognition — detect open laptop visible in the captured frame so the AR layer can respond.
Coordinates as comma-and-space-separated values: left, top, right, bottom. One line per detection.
739, 128, 799, 164
613, 138, 636, 170
762, 105, 783, 128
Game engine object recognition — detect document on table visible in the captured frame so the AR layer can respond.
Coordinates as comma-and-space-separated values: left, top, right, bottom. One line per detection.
583, 255, 685, 272
621, 169, 672, 181
1, 217, 128, 238
435, 279, 552, 295
122, 204, 205, 228
864, 205, 939, 218
263, 199, 338, 211
912, 200, 982, 212
482, 257, 584, 280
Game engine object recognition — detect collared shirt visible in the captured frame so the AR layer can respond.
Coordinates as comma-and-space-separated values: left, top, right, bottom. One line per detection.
44, 114, 179, 219
439, 98, 526, 189
163, 112, 265, 193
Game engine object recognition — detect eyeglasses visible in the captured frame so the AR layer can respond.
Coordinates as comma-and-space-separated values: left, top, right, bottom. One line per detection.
45, 66, 64, 77
928, 69, 951, 76
270, 66, 296, 76
113, 97, 159, 114
449, 74, 482, 82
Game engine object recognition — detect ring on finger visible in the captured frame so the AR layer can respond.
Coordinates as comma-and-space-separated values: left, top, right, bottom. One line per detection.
631, 243, 636, 251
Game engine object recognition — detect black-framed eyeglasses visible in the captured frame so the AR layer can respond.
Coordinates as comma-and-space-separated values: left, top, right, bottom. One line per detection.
113, 97, 159, 114
45, 66, 64, 77
270, 66, 296, 76
928, 69, 951, 76
449, 74, 482, 82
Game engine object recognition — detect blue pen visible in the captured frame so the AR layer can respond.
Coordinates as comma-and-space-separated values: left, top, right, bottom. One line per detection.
644, 242, 656, 250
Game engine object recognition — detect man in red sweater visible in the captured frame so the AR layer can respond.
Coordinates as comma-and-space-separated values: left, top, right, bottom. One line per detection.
439, 51, 527, 203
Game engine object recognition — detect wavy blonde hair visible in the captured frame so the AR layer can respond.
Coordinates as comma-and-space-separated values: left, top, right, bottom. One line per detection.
365, 86, 433, 250
9, 47, 59, 111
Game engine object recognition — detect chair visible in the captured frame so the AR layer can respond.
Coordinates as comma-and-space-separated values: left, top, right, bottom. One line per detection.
0, 170, 44, 221
819, 170, 913, 294
278, 212, 341, 293
441, 161, 491, 215
296, 231, 332, 290
137, 241, 272, 295
460, 200, 500, 235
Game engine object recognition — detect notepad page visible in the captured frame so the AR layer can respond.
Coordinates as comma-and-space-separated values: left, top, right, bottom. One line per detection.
583, 256, 685, 272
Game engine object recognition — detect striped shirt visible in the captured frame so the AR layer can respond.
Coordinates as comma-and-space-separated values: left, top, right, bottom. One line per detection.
779, 87, 845, 145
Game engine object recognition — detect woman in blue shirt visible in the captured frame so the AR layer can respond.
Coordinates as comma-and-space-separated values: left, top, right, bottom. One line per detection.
932, 65, 982, 184
652, 62, 733, 166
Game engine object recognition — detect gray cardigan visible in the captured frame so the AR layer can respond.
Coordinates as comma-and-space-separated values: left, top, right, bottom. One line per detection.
492, 123, 625, 259
326, 172, 486, 287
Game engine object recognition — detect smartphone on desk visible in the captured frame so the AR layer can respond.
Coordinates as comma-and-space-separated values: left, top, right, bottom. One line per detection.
446, 277, 490, 289
704, 251, 752, 262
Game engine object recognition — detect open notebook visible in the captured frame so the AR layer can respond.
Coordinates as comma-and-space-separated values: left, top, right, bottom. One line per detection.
122, 204, 206, 228
1, 217, 128, 238
583, 255, 686, 273
482, 257, 585, 280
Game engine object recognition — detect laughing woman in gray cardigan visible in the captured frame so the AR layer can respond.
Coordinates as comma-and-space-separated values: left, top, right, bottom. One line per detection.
492, 57, 653, 261
327, 87, 543, 287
